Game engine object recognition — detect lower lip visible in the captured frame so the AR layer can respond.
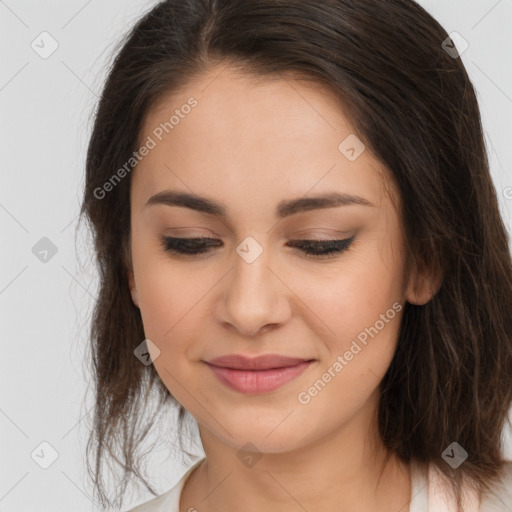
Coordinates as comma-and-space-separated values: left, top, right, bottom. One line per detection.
206, 361, 313, 394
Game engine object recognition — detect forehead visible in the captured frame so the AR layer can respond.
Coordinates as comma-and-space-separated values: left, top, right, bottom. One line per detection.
132, 65, 396, 213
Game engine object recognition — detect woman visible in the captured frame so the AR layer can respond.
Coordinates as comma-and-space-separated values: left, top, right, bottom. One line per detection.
79, 0, 512, 510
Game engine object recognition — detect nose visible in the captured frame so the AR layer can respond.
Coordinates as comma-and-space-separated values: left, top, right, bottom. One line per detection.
214, 239, 292, 337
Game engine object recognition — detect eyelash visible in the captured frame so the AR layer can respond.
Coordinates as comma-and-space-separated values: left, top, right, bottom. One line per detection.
161, 236, 355, 259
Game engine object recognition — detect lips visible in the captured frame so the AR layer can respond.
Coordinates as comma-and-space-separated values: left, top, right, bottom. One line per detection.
204, 354, 315, 394
207, 354, 312, 370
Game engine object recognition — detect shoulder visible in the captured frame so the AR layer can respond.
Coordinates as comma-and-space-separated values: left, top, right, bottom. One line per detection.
127, 488, 178, 512
480, 461, 512, 511
125, 457, 206, 512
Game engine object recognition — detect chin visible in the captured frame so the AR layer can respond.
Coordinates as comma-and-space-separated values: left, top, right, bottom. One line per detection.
199, 410, 320, 455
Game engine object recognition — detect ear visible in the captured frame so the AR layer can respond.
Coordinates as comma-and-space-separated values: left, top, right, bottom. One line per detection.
128, 269, 139, 307
405, 257, 443, 306
124, 235, 139, 308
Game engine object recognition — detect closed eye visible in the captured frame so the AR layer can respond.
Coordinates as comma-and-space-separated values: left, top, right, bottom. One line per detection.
160, 236, 355, 259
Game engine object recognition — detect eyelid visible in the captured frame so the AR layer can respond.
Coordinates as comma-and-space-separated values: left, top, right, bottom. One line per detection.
290, 232, 353, 241
291, 228, 353, 237
163, 227, 353, 239
163, 227, 222, 237
160, 234, 355, 259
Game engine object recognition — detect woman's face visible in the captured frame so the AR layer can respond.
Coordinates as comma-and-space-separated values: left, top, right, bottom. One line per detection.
128, 65, 428, 454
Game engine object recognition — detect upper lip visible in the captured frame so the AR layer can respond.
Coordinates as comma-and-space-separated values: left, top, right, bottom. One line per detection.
206, 354, 313, 370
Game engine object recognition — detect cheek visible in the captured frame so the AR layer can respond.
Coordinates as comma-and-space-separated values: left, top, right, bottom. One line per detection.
289, 243, 406, 414
130, 234, 197, 350
294, 299, 404, 440
293, 242, 405, 350
137, 266, 206, 348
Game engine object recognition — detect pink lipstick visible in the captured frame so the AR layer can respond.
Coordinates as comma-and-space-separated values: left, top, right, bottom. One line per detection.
205, 354, 314, 394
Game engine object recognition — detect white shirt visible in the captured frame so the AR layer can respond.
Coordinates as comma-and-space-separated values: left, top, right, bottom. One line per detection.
127, 457, 512, 511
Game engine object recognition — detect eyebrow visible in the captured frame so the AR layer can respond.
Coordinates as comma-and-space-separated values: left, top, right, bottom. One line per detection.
145, 190, 375, 218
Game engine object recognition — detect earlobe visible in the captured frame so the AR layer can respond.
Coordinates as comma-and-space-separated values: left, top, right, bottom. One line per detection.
130, 287, 139, 307
405, 260, 443, 306
125, 237, 139, 308
127, 269, 139, 307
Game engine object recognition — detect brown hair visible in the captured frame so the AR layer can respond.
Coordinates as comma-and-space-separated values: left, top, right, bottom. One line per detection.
79, 0, 512, 509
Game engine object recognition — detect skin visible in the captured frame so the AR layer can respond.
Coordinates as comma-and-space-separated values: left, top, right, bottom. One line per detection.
127, 63, 439, 512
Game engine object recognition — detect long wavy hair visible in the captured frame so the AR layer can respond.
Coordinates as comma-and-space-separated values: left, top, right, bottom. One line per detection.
79, 0, 512, 509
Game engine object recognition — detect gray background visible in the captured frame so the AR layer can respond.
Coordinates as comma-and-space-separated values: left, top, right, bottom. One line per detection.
1, 0, 511, 510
